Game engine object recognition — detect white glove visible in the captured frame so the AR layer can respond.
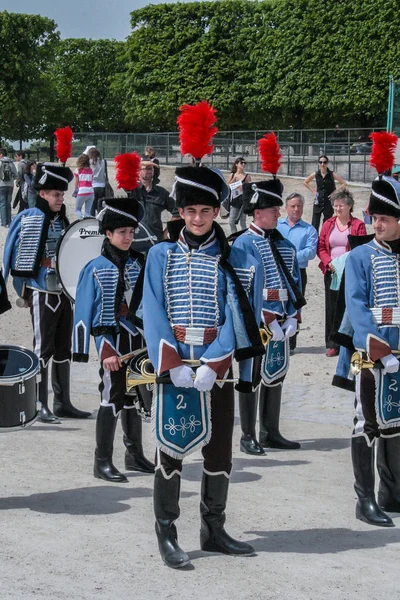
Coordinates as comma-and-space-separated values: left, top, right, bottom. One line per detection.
193, 364, 217, 392
381, 354, 399, 375
169, 365, 195, 388
281, 317, 298, 340
268, 319, 285, 342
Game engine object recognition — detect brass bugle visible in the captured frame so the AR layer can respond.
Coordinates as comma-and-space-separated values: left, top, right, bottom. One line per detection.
126, 358, 237, 392
350, 350, 400, 376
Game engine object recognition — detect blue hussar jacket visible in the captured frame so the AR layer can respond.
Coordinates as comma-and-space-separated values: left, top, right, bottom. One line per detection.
233, 222, 302, 387
73, 251, 143, 363
233, 222, 302, 324
2, 202, 69, 296
345, 238, 400, 362
142, 225, 264, 384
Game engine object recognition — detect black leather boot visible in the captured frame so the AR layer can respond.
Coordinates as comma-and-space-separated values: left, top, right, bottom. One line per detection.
377, 436, 400, 512
352, 436, 394, 527
93, 406, 128, 483
200, 472, 255, 555
259, 383, 300, 450
238, 392, 265, 455
38, 364, 61, 424
120, 407, 154, 473
52, 361, 92, 419
154, 469, 191, 569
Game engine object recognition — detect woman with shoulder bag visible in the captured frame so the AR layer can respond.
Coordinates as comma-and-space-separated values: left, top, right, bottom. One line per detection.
227, 157, 251, 234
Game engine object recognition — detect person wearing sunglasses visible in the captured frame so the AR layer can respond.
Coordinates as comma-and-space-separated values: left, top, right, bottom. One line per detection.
226, 157, 251, 234
304, 155, 347, 231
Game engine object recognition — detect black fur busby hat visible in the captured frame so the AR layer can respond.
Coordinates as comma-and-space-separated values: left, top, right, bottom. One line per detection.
369, 176, 400, 218
243, 132, 283, 214
34, 163, 73, 192
243, 179, 283, 215
172, 165, 223, 209
97, 197, 144, 234
368, 132, 400, 218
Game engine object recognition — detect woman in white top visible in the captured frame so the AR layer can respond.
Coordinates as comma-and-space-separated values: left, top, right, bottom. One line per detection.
88, 148, 107, 215
226, 157, 251, 234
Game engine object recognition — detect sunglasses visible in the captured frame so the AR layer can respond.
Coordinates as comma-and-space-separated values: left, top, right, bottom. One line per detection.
239, 161, 246, 165
319, 160, 328, 164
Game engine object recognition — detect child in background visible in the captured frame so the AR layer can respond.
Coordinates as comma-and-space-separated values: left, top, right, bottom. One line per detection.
74, 154, 94, 218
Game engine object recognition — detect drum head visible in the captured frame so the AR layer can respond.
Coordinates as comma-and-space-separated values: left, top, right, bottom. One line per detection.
56, 218, 105, 302
0, 345, 39, 383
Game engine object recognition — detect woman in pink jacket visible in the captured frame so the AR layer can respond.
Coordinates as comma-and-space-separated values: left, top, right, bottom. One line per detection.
317, 189, 367, 356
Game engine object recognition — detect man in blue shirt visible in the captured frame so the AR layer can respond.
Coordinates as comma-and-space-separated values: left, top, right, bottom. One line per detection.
277, 192, 318, 351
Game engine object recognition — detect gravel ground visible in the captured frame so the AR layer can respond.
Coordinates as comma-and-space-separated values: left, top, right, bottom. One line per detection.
0, 164, 398, 600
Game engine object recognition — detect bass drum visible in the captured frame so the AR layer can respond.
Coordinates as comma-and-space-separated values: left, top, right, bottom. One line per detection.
56, 218, 105, 302
0, 345, 40, 431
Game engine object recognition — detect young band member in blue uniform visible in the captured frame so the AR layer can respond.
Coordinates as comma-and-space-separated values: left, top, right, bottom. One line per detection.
73, 197, 154, 482
233, 133, 305, 454
343, 132, 400, 527
142, 101, 264, 569
2, 162, 91, 423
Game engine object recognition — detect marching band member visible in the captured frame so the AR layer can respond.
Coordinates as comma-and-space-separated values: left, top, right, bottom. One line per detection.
2, 128, 91, 423
73, 171, 154, 482
142, 101, 264, 569
344, 132, 400, 527
233, 133, 305, 454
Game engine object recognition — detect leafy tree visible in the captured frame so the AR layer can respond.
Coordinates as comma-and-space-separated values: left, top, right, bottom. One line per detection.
51, 38, 127, 132
117, 0, 400, 132
0, 11, 60, 145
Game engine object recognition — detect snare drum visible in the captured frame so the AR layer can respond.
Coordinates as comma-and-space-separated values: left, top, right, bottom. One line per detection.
0, 345, 40, 431
56, 218, 105, 302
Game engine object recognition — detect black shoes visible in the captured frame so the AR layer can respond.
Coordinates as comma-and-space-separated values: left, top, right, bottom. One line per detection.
200, 473, 255, 556
238, 392, 265, 456
259, 383, 301, 450
352, 436, 394, 527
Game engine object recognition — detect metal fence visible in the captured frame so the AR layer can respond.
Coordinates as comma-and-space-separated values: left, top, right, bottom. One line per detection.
56, 127, 387, 183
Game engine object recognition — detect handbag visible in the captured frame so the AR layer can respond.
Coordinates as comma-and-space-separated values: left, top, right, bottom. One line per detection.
104, 160, 114, 198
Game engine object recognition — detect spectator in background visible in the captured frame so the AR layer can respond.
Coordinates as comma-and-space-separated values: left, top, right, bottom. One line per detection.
317, 189, 366, 357
277, 192, 318, 353
304, 155, 347, 231
74, 153, 94, 219
0, 148, 17, 227
143, 146, 160, 185
131, 159, 177, 253
13, 151, 28, 212
226, 157, 251, 234
23, 161, 37, 208
87, 148, 107, 215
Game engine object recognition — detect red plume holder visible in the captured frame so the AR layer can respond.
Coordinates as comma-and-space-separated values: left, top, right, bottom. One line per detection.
258, 132, 282, 175
177, 100, 218, 161
369, 131, 398, 175
114, 152, 141, 191
54, 126, 73, 164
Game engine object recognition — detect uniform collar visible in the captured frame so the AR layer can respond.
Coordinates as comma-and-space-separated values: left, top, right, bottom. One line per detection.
248, 222, 284, 241
373, 237, 400, 254
177, 227, 217, 252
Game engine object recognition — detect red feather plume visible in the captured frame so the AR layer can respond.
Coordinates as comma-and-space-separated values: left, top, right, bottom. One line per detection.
177, 100, 218, 160
258, 132, 282, 175
369, 131, 398, 174
114, 152, 141, 191
54, 126, 73, 164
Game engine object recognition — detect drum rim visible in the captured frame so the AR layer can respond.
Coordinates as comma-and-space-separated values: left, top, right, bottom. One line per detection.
0, 412, 39, 432
0, 345, 40, 385
55, 217, 104, 303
